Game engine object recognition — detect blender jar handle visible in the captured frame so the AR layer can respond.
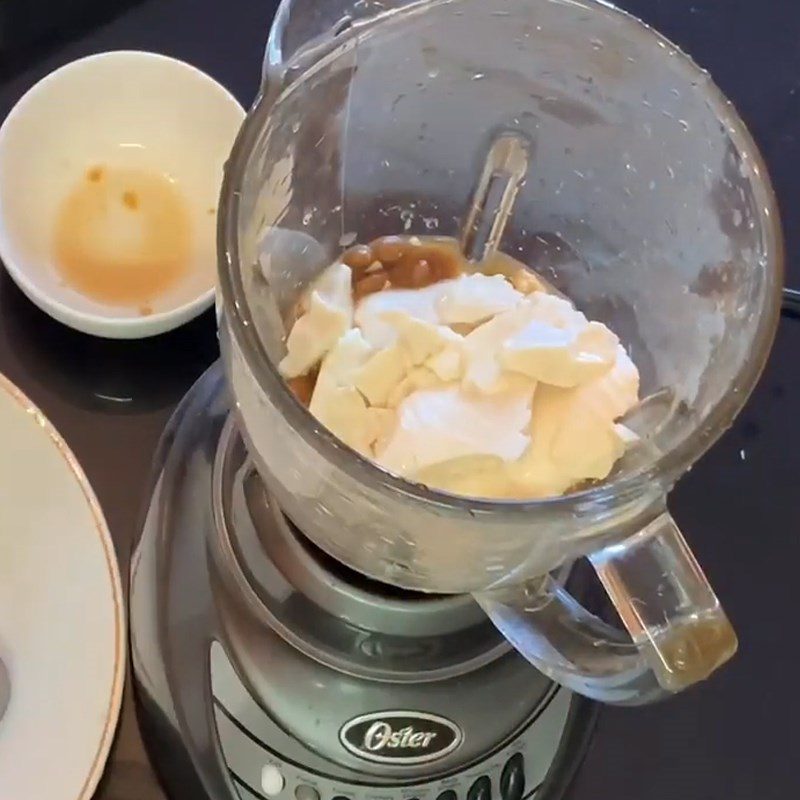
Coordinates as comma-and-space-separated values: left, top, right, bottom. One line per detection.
474, 512, 738, 705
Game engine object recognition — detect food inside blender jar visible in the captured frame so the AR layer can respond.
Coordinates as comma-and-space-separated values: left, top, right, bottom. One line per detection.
279, 235, 639, 499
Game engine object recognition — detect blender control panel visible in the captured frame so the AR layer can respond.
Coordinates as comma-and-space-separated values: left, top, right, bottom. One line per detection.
210, 643, 574, 800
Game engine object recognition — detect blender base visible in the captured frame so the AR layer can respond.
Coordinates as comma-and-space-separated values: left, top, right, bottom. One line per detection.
130, 363, 597, 800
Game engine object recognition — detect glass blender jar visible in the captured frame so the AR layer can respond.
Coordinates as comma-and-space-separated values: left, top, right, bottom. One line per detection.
217, 0, 782, 704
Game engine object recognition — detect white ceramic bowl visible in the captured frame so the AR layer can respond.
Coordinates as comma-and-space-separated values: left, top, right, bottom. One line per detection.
0, 51, 245, 338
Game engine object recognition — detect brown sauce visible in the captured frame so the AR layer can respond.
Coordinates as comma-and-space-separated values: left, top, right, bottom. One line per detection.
53, 164, 192, 307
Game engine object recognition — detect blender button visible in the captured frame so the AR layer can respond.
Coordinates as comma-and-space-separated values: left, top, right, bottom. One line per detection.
437, 791, 457, 800
500, 754, 525, 800
261, 765, 285, 796
295, 786, 320, 800
467, 776, 491, 800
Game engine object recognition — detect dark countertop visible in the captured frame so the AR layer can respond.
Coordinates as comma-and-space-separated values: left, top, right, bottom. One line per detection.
0, 1, 797, 799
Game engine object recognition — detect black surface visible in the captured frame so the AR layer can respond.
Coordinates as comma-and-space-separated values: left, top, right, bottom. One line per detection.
0, 0, 144, 68
0, 1, 797, 799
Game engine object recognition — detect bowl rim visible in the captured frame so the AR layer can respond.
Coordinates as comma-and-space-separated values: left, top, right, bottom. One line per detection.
0, 49, 245, 339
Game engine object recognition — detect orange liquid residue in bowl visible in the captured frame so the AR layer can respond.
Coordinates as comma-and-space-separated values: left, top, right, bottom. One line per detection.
53, 164, 192, 308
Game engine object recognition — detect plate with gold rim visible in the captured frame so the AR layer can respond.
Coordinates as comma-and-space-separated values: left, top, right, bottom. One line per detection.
0, 372, 125, 799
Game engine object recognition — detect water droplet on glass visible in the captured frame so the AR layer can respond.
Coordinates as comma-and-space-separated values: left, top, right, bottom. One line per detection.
472, 72, 485, 81
667, 165, 676, 179
428, 68, 439, 79
679, 119, 690, 132
292, 121, 301, 133
590, 38, 603, 50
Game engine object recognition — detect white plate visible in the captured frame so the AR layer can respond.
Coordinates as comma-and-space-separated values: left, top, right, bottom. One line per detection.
0, 374, 124, 799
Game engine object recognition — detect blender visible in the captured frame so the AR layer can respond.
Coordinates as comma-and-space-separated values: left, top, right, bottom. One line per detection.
130, 1, 782, 799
